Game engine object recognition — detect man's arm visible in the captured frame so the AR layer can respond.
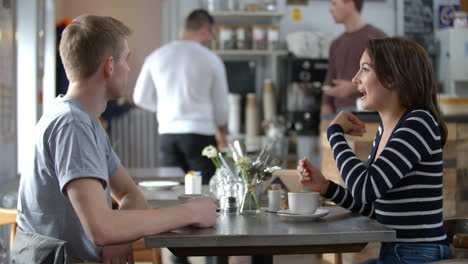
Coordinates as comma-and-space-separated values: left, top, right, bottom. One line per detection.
211, 57, 229, 148
323, 80, 357, 98
66, 178, 217, 247
109, 165, 148, 210
133, 61, 157, 112
104, 165, 149, 263
321, 103, 335, 115
216, 125, 227, 149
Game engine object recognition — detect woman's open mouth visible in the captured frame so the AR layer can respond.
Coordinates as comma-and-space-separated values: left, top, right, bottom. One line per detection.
358, 90, 366, 100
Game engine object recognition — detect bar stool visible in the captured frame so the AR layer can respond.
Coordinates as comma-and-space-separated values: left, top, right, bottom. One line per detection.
133, 238, 162, 264
0, 207, 17, 249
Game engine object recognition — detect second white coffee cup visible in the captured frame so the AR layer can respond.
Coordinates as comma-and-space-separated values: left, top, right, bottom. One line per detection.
288, 192, 320, 214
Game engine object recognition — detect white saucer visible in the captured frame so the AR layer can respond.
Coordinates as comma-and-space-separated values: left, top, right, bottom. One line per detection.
277, 208, 329, 221
138, 180, 180, 191
261, 207, 280, 213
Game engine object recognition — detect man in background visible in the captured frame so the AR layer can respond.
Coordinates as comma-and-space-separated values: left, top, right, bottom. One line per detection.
14, 14, 217, 264
321, 0, 386, 114
133, 9, 229, 186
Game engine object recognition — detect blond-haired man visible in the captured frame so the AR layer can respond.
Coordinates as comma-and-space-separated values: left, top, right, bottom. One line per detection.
14, 15, 217, 263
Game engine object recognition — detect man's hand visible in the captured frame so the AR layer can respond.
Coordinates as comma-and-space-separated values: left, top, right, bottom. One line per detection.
216, 126, 227, 149
330, 111, 366, 137
324, 80, 357, 98
184, 196, 218, 228
321, 103, 335, 115
103, 243, 134, 264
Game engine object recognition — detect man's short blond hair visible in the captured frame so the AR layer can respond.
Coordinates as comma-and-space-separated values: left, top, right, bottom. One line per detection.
59, 15, 131, 82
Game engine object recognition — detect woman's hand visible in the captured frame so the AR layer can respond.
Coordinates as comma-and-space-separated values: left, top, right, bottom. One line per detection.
297, 158, 329, 195
330, 111, 366, 137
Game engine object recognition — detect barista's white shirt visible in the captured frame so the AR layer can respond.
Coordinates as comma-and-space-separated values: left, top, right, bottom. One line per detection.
133, 40, 229, 135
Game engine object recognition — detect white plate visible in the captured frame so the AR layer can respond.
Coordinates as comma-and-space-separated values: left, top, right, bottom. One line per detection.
138, 180, 180, 190
277, 208, 329, 221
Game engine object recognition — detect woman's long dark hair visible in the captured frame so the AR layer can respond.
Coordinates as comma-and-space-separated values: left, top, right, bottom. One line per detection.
366, 37, 447, 147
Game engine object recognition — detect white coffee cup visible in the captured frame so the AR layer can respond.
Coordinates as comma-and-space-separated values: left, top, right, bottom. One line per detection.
268, 189, 281, 212
288, 192, 320, 214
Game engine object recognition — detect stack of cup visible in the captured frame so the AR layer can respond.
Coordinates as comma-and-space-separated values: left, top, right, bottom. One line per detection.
262, 79, 276, 123
245, 93, 259, 136
228, 93, 241, 135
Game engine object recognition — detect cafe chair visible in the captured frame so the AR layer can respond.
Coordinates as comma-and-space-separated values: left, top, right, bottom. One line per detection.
0, 207, 17, 249
430, 217, 468, 263
132, 238, 162, 264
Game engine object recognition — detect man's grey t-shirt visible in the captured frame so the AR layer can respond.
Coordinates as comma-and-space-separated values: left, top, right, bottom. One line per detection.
17, 96, 121, 262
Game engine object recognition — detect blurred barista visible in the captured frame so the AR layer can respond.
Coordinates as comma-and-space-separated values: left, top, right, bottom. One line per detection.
133, 9, 229, 186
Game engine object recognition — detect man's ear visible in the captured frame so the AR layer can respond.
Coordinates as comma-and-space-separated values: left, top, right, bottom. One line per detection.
103, 56, 114, 78
348, 0, 358, 12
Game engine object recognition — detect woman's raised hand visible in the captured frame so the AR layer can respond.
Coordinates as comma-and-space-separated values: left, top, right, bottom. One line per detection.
330, 111, 366, 137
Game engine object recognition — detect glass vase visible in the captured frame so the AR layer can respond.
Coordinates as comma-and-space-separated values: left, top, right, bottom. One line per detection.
240, 184, 260, 214
219, 177, 242, 213
239, 171, 260, 214
209, 168, 226, 199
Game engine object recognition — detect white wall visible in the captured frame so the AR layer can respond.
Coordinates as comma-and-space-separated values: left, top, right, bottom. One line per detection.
17, 0, 40, 179
42, 0, 57, 114
56, 0, 164, 99
16, 0, 56, 178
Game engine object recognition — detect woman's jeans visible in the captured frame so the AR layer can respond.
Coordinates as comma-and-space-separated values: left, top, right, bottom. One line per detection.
356, 242, 453, 264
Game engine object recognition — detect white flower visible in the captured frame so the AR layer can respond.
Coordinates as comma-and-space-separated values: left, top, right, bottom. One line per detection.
236, 156, 251, 171
202, 145, 218, 159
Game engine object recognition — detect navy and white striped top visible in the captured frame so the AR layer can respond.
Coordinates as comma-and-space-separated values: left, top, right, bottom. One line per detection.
324, 110, 448, 244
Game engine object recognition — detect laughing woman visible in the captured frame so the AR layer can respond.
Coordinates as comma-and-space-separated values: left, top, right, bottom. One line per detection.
298, 37, 453, 264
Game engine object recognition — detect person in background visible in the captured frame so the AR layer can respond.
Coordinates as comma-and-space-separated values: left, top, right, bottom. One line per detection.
321, 0, 386, 115
13, 15, 217, 264
298, 37, 452, 263
133, 9, 229, 185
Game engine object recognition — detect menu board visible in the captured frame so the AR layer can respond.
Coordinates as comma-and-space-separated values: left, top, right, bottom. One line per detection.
0, 0, 16, 144
0, 0, 17, 182
399, 0, 437, 63
403, 0, 434, 34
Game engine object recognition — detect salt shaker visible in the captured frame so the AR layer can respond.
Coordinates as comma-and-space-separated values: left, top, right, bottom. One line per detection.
222, 196, 238, 213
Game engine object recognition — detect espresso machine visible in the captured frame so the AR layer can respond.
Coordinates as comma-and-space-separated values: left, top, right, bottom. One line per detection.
284, 58, 328, 135
279, 57, 328, 169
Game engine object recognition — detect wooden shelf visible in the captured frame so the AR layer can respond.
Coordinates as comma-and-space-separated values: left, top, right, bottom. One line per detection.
214, 49, 288, 56
211, 11, 284, 17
